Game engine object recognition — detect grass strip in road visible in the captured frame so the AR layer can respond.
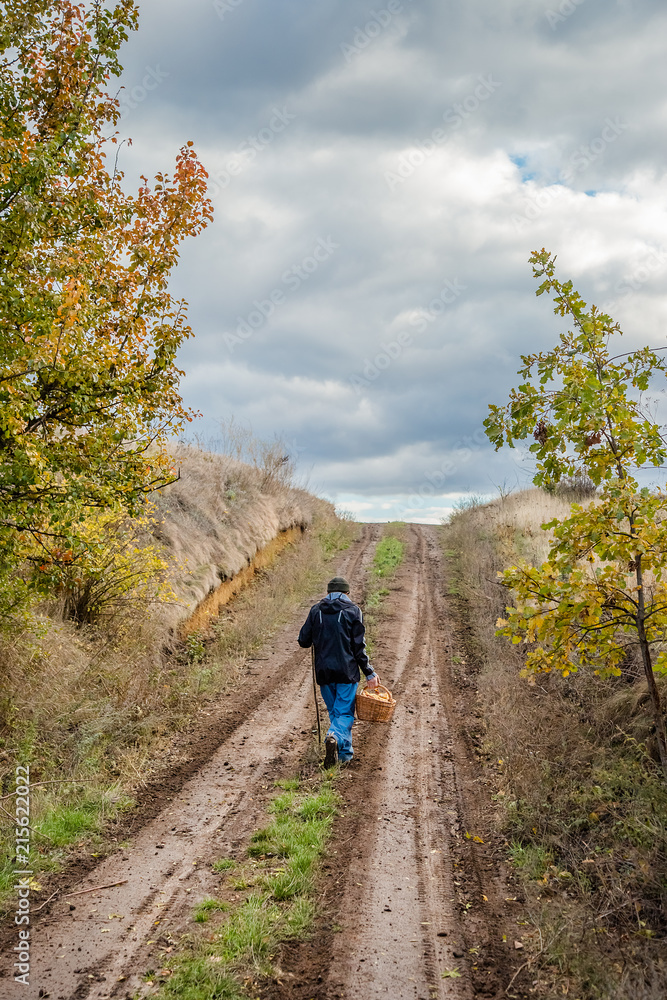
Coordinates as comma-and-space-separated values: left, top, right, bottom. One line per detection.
370, 533, 404, 579
363, 522, 406, 660
149, 774, 340, 1000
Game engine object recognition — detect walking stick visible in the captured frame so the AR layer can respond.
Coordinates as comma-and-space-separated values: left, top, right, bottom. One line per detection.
311, 646, 322, 745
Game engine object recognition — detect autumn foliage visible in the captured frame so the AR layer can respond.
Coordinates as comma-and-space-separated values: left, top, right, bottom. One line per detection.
0, 1, 212, 559
486, 250, 667, 776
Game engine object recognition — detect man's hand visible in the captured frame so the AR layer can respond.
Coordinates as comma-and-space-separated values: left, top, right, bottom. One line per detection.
366, 674, 380, 689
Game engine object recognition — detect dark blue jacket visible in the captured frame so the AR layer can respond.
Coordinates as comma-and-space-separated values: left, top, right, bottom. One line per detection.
298, 594, 372, 685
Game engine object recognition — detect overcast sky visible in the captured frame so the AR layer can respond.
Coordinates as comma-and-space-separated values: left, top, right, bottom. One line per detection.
117, 0, 667, 522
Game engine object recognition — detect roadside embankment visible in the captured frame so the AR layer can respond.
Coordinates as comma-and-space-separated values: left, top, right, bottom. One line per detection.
444, 489, 667, 999
152, 443, 326, 634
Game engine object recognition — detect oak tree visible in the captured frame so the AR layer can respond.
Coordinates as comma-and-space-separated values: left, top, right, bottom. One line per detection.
486, 249, 667, 775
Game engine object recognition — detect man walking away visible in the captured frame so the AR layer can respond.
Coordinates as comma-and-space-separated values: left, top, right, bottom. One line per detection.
298, 576, 379, 767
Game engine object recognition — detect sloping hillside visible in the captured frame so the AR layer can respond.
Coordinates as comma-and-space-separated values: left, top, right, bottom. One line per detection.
152, 444, 327, 629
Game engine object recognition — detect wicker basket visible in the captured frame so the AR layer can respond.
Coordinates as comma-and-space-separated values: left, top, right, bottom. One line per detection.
355, 683, 396, 723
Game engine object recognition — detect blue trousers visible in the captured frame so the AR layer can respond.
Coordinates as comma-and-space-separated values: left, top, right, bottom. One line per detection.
319, 683, 357, 761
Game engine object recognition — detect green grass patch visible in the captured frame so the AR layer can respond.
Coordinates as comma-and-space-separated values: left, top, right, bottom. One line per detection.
508, 841, 554, 880
250, 782, 338, 899
363, 524, 406, 662
212, 858, 236, 873
364, 587, 389, 611
37, 798, 107, 846
370, 535, 405, 580
194, 897, 230, 922
274, 777, 300, 791
0, 784, 132, 902
149, 956, 243, 1000
317, 518, 358, 559
152, 773, 341, 998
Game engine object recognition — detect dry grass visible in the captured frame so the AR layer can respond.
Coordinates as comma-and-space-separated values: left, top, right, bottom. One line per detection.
181, 525, 304, 638
153, 441, 322, 630
0, 444, 356, 907
444, 490, 667, 999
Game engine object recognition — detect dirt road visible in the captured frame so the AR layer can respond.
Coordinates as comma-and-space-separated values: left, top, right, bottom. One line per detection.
272, 525, 526, 1000
2, 524, 527, 1000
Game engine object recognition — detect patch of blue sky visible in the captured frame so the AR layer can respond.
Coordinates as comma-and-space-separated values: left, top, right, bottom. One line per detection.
510, 155, 536, 183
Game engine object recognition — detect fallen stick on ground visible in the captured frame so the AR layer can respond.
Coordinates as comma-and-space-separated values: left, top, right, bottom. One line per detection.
33, 890, 60, 913
64, 880, 129, 898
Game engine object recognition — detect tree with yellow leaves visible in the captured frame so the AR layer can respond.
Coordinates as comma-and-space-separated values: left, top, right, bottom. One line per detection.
486, 250, 667, 776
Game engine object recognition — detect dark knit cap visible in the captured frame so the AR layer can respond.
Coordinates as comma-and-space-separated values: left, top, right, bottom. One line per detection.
327, 577, 350, 593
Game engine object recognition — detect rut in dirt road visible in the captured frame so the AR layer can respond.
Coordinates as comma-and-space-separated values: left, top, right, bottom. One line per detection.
1, 526, 381, 1000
